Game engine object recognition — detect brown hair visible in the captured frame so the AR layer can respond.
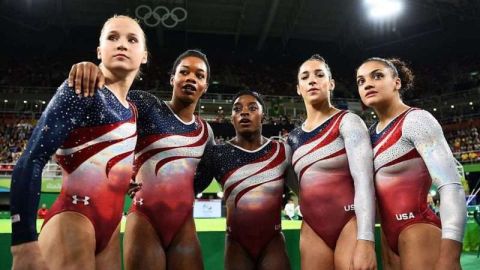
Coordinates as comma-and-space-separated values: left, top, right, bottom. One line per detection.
361, 57, 414, 93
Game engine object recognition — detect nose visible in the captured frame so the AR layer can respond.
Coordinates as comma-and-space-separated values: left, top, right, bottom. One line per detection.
185, 74, 197, 84
240, 107, 250, 116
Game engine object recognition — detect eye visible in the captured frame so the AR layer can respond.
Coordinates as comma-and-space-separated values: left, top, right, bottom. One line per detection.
197, 73, 205, 79
248, 105, 259, 112
357, 78, 364, 86
233, 107, 241, 113
179, 70, 188, 75
107, 35, 118, 41
373, 72, 384, 80
128, 37, 138, 43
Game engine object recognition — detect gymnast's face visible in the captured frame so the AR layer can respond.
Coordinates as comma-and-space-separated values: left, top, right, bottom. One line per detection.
231, 95, 263, 135
297, 60, 335, 105
97, 17, 147, 75
170, 56, 208, 105
356, 61, 401, 109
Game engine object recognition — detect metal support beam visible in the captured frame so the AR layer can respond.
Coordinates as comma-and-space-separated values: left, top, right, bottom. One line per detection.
256, 0, 280, 51
234, 0, 248, 47
281, 0, 304, 50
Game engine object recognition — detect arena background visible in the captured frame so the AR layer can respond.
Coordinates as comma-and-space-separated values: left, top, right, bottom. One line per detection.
0, 0, 479, 269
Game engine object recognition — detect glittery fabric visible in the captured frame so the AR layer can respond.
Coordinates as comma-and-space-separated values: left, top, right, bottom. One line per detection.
288, 111, 376, 249
11, 81, 137, 253
371, 108, 466, 254
128, 90, 213, 248
194, 140, 289, 259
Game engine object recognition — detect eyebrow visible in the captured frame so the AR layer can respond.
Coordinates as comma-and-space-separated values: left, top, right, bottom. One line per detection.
106, 30, 138, 37
357, 68, 381, 79
301, 69, 324, 75
233, 102, 259, 106
180, 65, 205, 72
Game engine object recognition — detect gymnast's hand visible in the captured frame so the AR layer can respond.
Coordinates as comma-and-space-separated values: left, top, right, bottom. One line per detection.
350, 240, 377, 270
11, 241, 49, 270
68, 61, 105, 97
127, 179, 142, 198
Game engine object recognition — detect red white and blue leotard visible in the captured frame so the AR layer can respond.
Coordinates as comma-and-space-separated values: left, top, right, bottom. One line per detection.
128, 90, 213, 248
11, 82, 137, 253
370, 108, 466, 254
287, 110, 375, 249
194, 139, 290, 260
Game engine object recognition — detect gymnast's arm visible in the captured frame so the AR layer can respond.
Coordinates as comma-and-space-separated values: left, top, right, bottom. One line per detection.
10, 82, 87, 264
340, 113, 377, 270
283, 143, 299, 195
193, 142, 216, 195
403, 110, 466, 270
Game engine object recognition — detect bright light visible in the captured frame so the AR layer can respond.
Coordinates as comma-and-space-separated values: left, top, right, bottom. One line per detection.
3, 99, 7, 103
429, 190, 437, 196
41, 100, 46, 104
469, 101, 473, 105
370, 111, 375, 115
217, 191, 224, 198
451, 105, 455, 109
433, 108, 437, 111
364, 0, 404, 20
200, 105, 205, 109
23, 100, 27, 104
196, 193, 203, 199
218, 106, 223, 110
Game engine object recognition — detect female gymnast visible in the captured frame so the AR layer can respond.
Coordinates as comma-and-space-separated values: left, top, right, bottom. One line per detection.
10, 15, 147, 269
194, 90, 292, 270
287, 54, 377, 270
356, 57, 466, 270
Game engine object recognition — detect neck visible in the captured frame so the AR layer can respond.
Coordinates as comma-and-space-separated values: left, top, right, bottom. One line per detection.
100, 66, 136, 107
231, 131, 264, 151
167, 98, 197, 123
373, 98, 409, 125
303, 99, 338, 129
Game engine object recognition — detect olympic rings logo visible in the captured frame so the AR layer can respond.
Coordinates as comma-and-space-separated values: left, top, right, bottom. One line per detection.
135, 5, 187, 28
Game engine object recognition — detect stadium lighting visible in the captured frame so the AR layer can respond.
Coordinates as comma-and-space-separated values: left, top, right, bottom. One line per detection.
217, 191, 224, 199
23, 100, 27, 104
3, 99, 7, 103
433, 108, 437, 111
469, 101, 473, 105
41, 100, 46, 104
200, 105, 205, 109
364, 0, 404, 20
196, 193, 203, 199
450, 105, 455, 109
218, 106, 223, 110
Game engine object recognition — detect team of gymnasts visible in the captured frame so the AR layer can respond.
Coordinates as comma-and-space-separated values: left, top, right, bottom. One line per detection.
10, 15, 466, 270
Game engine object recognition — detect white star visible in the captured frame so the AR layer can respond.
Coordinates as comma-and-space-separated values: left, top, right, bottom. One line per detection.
70, 118, 77, 125
42, 125, 50, 132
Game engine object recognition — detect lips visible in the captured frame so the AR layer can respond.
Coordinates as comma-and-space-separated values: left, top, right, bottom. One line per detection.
114, 54, 129, 59
239, 118, 251, 124
182, 84, 197, 93
365, 90, 378, 98
307, 88, 320, 92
